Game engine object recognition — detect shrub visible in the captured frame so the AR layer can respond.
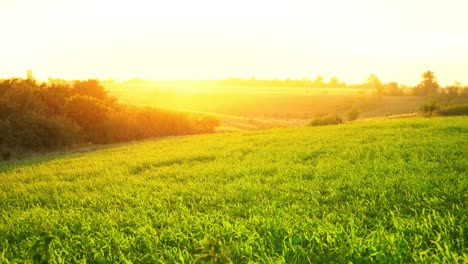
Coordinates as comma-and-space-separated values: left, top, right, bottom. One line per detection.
347, 108, 361, 121
0, 78, 220, 154
71, 79, 113, 102
420, 101, 439, 118
194, 116, 220, 133
0, 119, 13, 154
309, 114, 343, 126
0, 112, 79, 151
1, 148, 12, 161
64, 95, 110, 142
438, 104, 468, 116
29, 114, 78, 149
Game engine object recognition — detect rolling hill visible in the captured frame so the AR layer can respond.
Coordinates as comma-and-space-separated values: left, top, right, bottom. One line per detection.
0, 117, 467, 263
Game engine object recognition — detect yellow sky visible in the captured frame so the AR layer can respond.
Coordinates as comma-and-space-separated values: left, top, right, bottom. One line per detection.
1, 0, 467, 85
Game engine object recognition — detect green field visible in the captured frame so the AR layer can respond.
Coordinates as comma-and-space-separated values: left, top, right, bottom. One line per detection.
1, 117, 467, 263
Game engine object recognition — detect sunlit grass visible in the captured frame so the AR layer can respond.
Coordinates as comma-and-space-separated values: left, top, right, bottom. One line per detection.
0, 117, 467, 262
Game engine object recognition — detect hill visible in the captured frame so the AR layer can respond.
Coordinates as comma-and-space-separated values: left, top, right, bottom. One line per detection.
0, 117, 467, 262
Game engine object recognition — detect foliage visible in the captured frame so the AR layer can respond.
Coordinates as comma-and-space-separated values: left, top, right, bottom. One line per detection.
71, 79, 114, 103
366, 74, 384, 95
438, 104, 468, 116
0, 78, 219, 155
347, 108, 361, 121
0, 109, 79, 151
65, 95, 110, 130
438, 82, 468, 105
221, 76, 348, 88
420, 101, 439, 117
413, 70, 440, 96
384, 82, 404, 96
0, 117, 467, 262
309, 114, 343, 126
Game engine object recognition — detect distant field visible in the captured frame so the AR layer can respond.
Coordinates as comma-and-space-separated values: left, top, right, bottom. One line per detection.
104, 82, 435, 131
110, 85, 429, 130
1, 117, 467, 262
146, 93, 429, 131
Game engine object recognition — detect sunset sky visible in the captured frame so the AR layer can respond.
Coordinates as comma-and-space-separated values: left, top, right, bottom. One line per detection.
1, 0, 467, 85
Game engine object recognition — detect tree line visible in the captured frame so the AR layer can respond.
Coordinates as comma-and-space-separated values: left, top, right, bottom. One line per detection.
0, 76, 219, 159
220, 72, 468, 98
101, 71, 468, 99
367, 71, 468, 98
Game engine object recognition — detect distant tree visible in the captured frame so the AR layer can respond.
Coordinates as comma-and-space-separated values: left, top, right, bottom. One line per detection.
442, 81, 462, 104
385, 82, 403, 96
438, 104, 468, 116
414, 70, 439, 96
366, 74, 384, 96
314, 76, 325, 88
26, 69, 34, 80
328, 76, 340, 88
47, 78, 70, 87
72, 79, 115, 103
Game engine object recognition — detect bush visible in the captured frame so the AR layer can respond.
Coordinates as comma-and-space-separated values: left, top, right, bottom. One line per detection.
438, 104, 468, 116
64, 95, 110, 142
0, 119, 13, 153
347, 108, 361, 121
18, 113, 78, 149
309, 114, 343, 126
0, 112, 79, 152
420, 101, 439, 118
72, 79, 113, 103
192, 115, 220, 133
0, 78, 220, 155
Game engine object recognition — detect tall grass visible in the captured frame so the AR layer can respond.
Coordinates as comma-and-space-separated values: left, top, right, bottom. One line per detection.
0, 117, 467, 262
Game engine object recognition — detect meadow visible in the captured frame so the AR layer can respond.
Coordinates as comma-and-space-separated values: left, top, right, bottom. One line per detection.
111, 85, 430, 131
105, 80, 437, 132
0, 117, 467, 263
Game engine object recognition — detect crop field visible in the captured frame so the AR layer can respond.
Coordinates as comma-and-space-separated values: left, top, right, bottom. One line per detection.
115, 89, 427, 122
0, 117, 467, 263
107, 82, 429, 124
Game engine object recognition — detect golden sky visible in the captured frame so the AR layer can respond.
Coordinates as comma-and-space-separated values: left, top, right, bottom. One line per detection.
1, 0, 467, 85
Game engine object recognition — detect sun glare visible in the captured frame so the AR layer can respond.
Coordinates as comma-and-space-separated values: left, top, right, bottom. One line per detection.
1, 2, 468, 262
0, 0, 468, 85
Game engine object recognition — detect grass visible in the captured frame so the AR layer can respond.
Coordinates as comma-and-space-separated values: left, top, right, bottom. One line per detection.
113, 85, 428, 122
0, 117, 467, 263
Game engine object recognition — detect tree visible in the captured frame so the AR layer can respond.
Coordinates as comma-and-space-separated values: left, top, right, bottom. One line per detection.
64, 94, 110, 133
72, 79, 114, 103
314, 76, 325, 88
414, 70, 439, 96
328, 76, 340, 88
385, 82, 403, 96
26, 69, 34, 80
442, 81, 461, 104
366, 74, 384, 96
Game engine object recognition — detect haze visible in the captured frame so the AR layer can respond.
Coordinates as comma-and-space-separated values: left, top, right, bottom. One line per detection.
1, 0, 467, 85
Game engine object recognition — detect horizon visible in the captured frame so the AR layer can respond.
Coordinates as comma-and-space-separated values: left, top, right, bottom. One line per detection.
1, 0, 468, 86
3, 71, 467, 88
